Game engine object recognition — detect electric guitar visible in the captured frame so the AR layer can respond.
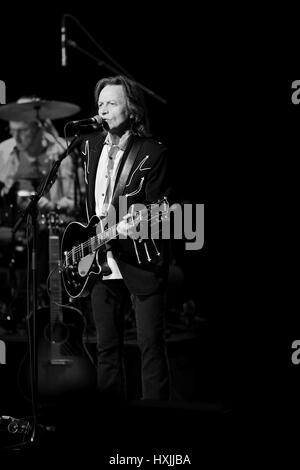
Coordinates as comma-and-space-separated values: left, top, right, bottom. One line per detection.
18, 212, 96, 402
61, 198, 170, 298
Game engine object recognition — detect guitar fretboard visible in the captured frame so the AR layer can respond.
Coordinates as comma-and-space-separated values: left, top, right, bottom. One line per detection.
49, 233, 63, 324
70, 224, 118, 266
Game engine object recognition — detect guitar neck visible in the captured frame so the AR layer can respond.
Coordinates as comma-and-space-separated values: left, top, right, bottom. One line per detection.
71, 224, 118, 263
49, 231, 63, 323
93, 224, 118, 251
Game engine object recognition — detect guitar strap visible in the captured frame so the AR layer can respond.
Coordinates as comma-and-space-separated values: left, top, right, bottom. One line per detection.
103, 136, 146, 265
110, 136, 146, 208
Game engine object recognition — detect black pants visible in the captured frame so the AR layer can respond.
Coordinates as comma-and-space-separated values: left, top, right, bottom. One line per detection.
91, 279, 170, 401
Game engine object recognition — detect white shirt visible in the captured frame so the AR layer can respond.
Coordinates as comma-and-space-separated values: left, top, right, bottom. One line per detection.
94, 131, 131, 280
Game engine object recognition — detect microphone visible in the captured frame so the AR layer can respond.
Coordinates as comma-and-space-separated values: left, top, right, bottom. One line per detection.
61, 17, 67, 67
67, 115, 103, 128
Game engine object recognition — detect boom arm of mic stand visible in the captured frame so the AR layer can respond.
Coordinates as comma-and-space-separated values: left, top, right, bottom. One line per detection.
67, 40, 167, 105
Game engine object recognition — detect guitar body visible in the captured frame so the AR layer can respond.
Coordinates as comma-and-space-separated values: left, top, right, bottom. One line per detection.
61, 216, 105, 298
61, 199, 170, 298
18, 304, 97, 402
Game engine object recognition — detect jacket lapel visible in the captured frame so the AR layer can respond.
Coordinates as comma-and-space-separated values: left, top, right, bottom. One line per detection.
111, 136, 145, 206
83, 132, 105, 216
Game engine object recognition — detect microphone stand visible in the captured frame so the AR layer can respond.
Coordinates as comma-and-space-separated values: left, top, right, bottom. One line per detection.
70, 147, 85, 219
2, 134, 82, 451
66, 39, 167, 105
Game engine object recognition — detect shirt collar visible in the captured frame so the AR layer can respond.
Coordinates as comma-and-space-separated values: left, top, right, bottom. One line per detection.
104, 130, 132, 151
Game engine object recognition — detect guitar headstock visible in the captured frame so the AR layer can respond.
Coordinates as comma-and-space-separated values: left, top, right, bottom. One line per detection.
40, 211, 62, 236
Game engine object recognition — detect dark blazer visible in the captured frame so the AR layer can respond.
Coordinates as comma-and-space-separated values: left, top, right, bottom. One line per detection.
81, 131, 172, 295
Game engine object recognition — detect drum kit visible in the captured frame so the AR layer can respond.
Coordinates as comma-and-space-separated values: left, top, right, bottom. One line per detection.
0, 98, 81, 330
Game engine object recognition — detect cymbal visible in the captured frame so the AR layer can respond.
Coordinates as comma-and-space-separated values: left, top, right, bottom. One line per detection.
0, 100, 80, 122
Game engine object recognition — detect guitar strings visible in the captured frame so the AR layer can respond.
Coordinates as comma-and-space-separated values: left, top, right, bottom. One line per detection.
63, 214, 167, 265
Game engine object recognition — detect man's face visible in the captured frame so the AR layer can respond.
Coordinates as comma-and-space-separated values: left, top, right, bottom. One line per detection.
9, 121, 39, 151
97, 84, 130, 134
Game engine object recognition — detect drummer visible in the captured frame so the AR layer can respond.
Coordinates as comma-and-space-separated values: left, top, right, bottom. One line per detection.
0, 96, 81, 288
0, 96, 75, 214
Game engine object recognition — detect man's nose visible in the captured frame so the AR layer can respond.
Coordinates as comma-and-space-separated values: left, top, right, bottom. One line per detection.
101, 104, 109, 114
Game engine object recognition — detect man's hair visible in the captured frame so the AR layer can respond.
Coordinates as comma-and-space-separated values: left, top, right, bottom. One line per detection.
94, 75, 150, 137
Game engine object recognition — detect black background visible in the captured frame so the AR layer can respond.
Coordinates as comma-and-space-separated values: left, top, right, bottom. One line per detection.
0, 3, 231, 326
0, 3, 239, 462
